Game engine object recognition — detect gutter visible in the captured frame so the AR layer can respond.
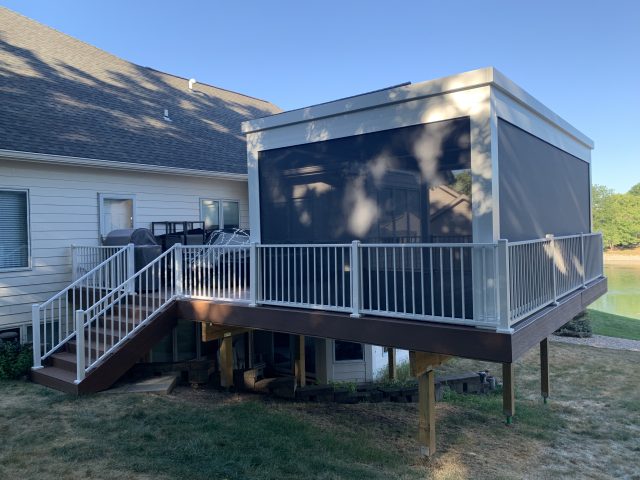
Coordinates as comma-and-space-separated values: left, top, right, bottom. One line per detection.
0, 149, 248, 182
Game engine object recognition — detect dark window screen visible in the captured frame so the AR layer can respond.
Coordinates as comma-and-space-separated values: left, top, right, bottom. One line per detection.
258, 118, 472, 244
335, 341, 364, 361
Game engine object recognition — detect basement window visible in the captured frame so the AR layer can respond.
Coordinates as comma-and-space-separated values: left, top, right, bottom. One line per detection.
0, 190, 30, 270
334, 341, 364, 362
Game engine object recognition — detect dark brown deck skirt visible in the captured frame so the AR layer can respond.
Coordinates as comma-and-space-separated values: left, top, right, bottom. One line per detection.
177, 277, 607, 363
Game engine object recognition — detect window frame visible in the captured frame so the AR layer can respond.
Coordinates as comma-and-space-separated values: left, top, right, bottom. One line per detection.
98, 193, 136, 241
199, 198, 240, 230
0, 188, 31, 272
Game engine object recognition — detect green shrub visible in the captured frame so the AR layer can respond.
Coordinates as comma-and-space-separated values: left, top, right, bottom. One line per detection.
555, 311, 592, 338
0, 341, 33, 380
375, 359, 414, 386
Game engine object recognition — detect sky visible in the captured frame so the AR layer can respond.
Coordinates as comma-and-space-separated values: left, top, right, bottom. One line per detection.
3, 0, 639, 192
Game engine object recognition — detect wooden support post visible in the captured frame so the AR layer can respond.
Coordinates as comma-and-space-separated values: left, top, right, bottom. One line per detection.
388, 348, 397, 381
294, 335, 306, 387
502, 362, 515, 424
220, 335, 234, 388
540, 337, 550, 403
410, 351, 450, 457
418, 369, 436, 457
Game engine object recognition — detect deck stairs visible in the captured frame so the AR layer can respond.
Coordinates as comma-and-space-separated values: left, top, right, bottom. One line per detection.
31, 246, 181, 394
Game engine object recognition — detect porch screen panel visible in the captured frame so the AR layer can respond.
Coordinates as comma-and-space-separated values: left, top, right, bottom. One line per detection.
257, 118, 474, 320
498, 119, 591, 241
258, 117, 472, 244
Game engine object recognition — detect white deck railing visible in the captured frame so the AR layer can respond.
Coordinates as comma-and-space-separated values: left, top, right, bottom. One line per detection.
32, 244, 134, 369
32, 233, 604, 383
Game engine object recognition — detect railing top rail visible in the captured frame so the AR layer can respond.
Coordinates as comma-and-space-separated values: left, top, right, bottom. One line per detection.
256, 243, 352, 248
71, 245, 124, 249
181, 244, 251, 249
360, 242, 495, 248
256, 242, 497, 248
507, 237, 551, 247
553, 232, 601, 241
38, 245, 129, 309
83, 244, 178, 318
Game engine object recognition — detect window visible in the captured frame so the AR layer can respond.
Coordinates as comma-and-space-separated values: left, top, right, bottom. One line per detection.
334, 341, 364, 362
99, 194, 135, 240
0, 190, 30, 270
200, 199, 240, 230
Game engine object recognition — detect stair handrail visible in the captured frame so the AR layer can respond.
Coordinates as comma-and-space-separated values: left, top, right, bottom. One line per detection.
74, 244, 180, 382
32, 244, 134, 369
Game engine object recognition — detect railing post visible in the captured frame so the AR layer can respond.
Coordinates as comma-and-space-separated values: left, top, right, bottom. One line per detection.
71, 245, 78, 281
249, 242, 258, 307
350, 240, 361, 318
126, 243, 135, 293
174, 244, 183, 297
496, 239, 512, 333
31, 304, 42, 369
546, 234, 558, 305
580, 233, 586, 288
75, 310, 86, 383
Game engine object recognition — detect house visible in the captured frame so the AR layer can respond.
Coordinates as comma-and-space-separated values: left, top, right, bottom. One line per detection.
0, 7, 404, 385
7, 7, 606, 456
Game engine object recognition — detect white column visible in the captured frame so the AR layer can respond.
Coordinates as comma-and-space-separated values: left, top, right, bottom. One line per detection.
75, 310, 86, 383
350, 240, 361, 318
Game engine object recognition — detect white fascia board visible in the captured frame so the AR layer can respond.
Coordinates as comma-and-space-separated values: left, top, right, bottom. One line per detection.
492, 89, 592, 163
0, 149, 248, 182
491, 68, 594, 150
242, 67, 594, 152
242, 67, 495, 134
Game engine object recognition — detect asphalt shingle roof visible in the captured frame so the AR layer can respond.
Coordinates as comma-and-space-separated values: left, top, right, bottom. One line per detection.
0, 7, 281, 175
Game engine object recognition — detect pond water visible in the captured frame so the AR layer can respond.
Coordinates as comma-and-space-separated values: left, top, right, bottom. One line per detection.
590, 263, 640, 319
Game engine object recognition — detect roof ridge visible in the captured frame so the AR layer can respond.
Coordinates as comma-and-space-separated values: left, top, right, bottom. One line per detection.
0, 6, 276, 107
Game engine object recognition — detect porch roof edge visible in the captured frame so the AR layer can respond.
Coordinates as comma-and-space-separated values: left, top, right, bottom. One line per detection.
241, 67, 594, 150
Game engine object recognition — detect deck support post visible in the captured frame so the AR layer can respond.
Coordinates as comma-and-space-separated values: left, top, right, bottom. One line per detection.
294, 335, 306, 387
388, 348, 396, 380
220, 335, 234, 388
410, 351, 449, 457
502, 362, 515, 424
417, 369, 436, 457
540, 337, 550, 403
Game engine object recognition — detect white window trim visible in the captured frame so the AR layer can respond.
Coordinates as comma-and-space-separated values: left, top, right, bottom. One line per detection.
199, 198, 240, 230
98, 193, 136, 241
0, 188, 31, 272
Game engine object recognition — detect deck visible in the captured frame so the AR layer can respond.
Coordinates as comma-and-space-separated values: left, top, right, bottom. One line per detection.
31, 232, 605, 391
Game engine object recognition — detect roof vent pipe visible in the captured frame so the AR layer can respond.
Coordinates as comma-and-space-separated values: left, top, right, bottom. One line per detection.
188, 78, 197, 90
163, 109, 172, 122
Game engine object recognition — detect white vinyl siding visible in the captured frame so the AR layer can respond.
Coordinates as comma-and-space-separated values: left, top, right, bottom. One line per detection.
0, 158, 248, 329
0, 189, 30, 270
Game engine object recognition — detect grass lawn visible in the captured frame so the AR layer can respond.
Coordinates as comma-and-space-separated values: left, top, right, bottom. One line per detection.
1, 343, 639, 479
586, 308, 640, 340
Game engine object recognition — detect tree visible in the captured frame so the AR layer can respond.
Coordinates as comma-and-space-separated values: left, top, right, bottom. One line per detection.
592, 184, 640, 249
628, 183, 640, 197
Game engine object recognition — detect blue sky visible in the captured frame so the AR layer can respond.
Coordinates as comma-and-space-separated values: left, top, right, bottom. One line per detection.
4, 1, 639, 192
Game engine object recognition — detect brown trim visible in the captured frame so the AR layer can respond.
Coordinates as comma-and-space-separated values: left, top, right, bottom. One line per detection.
178, 300, 513, 363
511, 277, 607, 360
178, 277, 607, 364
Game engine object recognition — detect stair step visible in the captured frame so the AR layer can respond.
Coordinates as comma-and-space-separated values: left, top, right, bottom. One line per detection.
50, 351, 77, 371
31, 366, 78, 394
